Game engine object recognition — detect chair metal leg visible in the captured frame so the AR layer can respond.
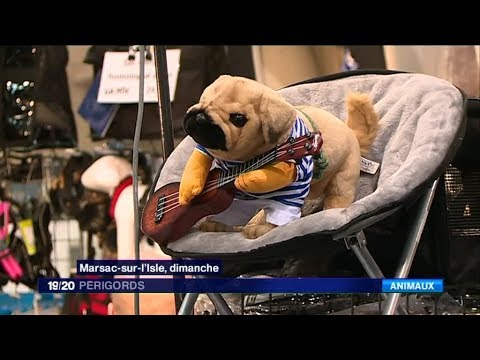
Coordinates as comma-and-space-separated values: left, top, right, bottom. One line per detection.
348, 233, 408, 315
177, 293, 199, 315
177, 292, 233, 315
206, 293, 234, 315
173, 273, 186, 313
194, 274, 234, 315
348, 231, 385, 279
383, 179, 439, 315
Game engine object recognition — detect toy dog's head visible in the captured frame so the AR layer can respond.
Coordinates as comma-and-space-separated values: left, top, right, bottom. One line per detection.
183, 75, 297, 161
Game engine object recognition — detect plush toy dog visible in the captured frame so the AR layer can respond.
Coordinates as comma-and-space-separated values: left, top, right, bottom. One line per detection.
179, 75, 379, 239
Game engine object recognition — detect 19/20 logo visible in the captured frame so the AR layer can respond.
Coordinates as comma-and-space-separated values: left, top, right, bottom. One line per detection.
47, 280, 75, 291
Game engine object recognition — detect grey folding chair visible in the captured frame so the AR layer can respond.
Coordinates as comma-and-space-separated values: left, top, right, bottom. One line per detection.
147, 70, 467, 315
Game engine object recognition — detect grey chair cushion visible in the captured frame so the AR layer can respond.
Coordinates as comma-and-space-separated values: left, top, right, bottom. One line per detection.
153, 73, 465, 256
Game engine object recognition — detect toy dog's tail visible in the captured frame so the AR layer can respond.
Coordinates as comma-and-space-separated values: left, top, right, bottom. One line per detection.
345, 93, 380, 157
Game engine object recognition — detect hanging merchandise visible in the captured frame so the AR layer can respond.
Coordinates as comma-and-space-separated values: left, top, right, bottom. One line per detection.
2, 200, 36, 289
0, 153, 61, 291
3, 46, 37, 68
2, 80, 36, 145
97, 49, 181, 104
346, 46, 387, 69
4, 199, 60, 290
76, 189, 111, 234
0, 46, 77, 150
81, 45, 228, 140
0, 201, 24, 282
78, 71, 119, 138
49, 152, 95, 219
341, 48, 359, 71
31, 201, 60, 280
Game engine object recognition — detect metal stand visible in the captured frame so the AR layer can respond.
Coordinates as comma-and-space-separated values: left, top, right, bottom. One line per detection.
153, 45, 175, 159
152, 45, 184, 313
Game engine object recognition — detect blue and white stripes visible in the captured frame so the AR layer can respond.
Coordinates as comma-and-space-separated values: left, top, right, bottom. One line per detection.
195, 117, 314, 208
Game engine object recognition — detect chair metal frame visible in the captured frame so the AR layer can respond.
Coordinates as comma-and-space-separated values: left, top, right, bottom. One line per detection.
174, 179, 439, 316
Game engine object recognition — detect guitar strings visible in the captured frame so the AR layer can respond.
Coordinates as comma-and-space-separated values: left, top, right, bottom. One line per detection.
158, 150, 279, 215
158, 145, 283, 199
155, 136, 308, 204
157, 143, 311, 217
157, 141, 312, 215
158, 142, 294, 206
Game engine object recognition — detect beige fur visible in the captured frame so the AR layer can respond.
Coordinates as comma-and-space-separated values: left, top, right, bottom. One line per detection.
345, 93, 380, 157
191, 75, 380, 238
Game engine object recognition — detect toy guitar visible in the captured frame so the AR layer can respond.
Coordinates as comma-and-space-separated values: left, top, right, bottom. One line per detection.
141, 132, 324, 246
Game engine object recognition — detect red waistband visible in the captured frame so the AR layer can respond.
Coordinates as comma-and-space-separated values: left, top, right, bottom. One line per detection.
109, 176, 133, 219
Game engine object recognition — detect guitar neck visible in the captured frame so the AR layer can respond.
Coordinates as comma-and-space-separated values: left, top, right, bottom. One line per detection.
216, 147, 278, 188
213, 131, 323, 189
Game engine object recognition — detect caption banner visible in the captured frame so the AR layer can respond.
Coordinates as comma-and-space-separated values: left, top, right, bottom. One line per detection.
76, 260, 222, 276
38, 276, 444, 294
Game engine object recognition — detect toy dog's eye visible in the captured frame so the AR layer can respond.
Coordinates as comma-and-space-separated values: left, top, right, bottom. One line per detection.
229, 113, 247, 127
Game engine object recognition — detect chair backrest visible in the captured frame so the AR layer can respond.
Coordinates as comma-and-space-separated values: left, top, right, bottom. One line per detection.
278, 70, 466, 211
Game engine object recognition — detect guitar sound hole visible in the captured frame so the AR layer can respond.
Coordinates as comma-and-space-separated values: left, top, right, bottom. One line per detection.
154, 196, 166, 223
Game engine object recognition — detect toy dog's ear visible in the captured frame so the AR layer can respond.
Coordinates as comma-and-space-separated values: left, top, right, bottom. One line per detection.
216, 74, 234, 82
186, 103, 201, 114
258, 92, 296, 145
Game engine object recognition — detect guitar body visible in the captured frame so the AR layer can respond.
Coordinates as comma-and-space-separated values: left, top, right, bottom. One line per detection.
141, 169, 235, 246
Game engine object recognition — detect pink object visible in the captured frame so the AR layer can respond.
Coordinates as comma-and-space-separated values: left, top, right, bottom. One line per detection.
0, 201, 24, 282
0, 201, 9, 240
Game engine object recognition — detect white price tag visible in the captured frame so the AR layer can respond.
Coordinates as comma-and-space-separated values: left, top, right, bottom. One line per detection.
97, 50, 181, 104
360, 157, 380, 175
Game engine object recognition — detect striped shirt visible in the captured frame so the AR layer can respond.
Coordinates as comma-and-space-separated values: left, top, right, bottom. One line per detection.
195, 117, 314, 208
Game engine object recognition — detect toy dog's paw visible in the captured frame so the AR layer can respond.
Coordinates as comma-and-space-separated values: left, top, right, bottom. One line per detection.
199, 220, 242, 233
242, 223, 277, 239
179, 184, 203, 205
